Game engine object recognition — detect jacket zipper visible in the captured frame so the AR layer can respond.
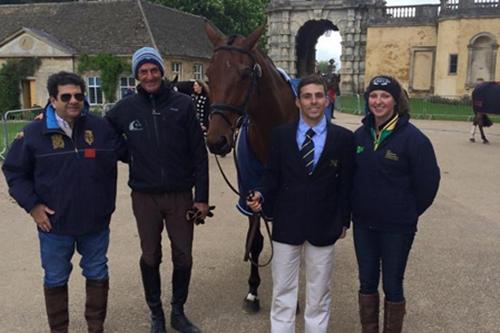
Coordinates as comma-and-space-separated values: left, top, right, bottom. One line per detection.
150, 94, 165, 185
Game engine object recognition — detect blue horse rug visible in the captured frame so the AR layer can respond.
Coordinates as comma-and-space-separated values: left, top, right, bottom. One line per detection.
235, 118, 273, 218
473, 82, 500, 115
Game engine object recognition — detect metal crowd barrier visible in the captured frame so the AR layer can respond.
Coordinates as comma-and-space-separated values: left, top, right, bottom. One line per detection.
1, 107, 43, 160
335, 94, 474, 121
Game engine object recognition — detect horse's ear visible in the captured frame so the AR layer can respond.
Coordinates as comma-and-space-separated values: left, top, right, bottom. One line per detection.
205, 21, 225, 46
243, 24, 266, 50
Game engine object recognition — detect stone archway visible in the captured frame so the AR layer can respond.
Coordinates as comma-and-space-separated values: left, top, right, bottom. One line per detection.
295, 20, 338, 77
266, 0, 385, 95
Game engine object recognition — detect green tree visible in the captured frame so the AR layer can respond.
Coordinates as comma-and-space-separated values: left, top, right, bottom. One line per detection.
316, 61, 329, 74
1, 0, 73, 3
0, 58, 41, 114
152, 0, 269, 36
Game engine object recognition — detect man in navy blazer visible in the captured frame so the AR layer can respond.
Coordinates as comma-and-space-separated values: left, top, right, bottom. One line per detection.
247, 75, 355, 333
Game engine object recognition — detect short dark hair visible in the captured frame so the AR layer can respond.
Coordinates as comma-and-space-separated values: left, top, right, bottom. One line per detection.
297, 75, 327, 97
47, 71, 86, 98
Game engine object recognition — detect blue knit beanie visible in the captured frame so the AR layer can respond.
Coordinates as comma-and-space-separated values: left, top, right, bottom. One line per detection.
131, 47, 165, 79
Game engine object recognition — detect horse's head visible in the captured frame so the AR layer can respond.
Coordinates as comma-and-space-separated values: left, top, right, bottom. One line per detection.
204, 23, 265, 156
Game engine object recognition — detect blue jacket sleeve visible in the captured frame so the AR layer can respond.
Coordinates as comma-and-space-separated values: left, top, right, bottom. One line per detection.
336, 130, 355, 228
259, 128, 282, 212
411, 135, 441, 216
103, 116, 128, 163
1, 134, 40, 213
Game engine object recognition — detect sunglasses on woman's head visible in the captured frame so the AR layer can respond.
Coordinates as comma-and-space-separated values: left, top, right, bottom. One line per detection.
59, 93, 85, 102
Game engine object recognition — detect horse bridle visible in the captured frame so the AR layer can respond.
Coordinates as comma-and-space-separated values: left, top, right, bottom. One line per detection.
209, 45, 262, 133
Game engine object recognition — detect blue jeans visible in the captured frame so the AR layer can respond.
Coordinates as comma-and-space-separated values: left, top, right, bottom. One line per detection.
353, 225, 415, 302
38, 228, 110, 288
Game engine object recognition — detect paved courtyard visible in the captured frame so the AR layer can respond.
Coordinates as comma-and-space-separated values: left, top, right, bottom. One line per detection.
1, 112, 499, 332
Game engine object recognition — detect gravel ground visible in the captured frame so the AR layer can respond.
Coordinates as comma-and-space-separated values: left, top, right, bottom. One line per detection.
1, 111, 499, 333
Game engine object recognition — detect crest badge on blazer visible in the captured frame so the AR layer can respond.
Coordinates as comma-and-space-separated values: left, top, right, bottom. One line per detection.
51, 134, 64, 149
84, 130, 94, 146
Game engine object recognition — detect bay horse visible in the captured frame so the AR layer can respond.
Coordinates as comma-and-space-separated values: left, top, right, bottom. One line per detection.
204, 23, 298, 312
470, 81, 499, 144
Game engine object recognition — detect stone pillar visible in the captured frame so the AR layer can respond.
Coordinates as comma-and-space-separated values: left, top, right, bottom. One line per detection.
268, 9, 296, 76
339, 8, 368, 94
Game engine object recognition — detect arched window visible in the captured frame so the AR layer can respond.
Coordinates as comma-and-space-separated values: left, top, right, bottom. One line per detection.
466, 32, 498, 87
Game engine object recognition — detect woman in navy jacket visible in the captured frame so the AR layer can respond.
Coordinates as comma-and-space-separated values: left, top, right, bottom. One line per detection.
352, 75, 440, 333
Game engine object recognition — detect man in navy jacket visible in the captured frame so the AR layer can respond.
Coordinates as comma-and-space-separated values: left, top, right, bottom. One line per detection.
106, 47, 208, 333
247, 75, 355, 333
2, 71, 124, 333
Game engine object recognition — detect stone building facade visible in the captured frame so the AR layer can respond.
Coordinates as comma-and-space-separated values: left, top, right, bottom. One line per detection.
267, 0, 500, 97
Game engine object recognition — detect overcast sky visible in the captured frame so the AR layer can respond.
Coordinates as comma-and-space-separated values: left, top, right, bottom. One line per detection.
316, 0, 441, 64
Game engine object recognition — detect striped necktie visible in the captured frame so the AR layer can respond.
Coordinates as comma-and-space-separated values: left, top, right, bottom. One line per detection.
301, 128, 316, 175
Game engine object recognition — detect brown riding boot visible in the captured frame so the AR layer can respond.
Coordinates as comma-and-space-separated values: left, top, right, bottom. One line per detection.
44, 285, 69, 333
359, 292, 379, 333
383, 299, 406, 333
85, 279, 109, 333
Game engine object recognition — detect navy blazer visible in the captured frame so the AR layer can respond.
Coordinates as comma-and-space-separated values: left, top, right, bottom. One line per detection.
260, 121, 355, 246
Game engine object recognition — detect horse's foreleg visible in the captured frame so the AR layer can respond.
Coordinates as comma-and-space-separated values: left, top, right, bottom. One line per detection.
470, 124, 477, 142
244, 215, 263, 313
479, 125, 489, 144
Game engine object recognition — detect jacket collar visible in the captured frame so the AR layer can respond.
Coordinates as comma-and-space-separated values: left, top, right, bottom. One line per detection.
361, 112, 409, 131
43, 98, 90, 134
289, 120, 337, 176
137, 80, 172, 101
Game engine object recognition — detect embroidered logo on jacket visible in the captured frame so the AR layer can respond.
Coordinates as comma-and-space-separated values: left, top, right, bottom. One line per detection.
84, 130, 94, 145
329, 159, 338, 167
51, 134, 65, 149
356, 145, 365, 154
384, 150, 399, 161
129, 120, 143, 131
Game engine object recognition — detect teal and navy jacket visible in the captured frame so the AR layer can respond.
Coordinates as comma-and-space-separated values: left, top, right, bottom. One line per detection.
352, 113, 440, 233
2, 102, 125, 236
106, 82, 208, 203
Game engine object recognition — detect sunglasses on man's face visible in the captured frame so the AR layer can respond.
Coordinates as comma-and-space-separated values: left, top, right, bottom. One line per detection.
59, 93, 85, 103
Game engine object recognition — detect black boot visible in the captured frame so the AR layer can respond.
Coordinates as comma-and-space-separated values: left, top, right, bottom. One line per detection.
140, 259, 167, 333
44, 285, 69, 333
170, 268, 200, 333
171, 304, 200, 333
85, 279, 109, 333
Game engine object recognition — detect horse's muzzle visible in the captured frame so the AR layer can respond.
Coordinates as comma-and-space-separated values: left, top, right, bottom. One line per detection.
207, 136, 232, 156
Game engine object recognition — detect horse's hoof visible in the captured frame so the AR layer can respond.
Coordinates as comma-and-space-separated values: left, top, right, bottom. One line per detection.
469, 138, 475, 143
483, 140, 490, 144
243, 294, 260, 314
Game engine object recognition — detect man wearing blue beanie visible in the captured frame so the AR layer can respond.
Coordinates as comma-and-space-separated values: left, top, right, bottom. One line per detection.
131, 47, 165, 79
106, 47, 209, 333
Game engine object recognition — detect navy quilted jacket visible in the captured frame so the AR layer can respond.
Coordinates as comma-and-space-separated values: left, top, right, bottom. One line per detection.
352, 114, 440, 233
2, 104, 123, 236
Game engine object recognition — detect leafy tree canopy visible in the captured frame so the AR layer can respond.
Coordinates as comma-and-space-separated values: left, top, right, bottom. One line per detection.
1, 0, 73, 3
152, 0, 269, 36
